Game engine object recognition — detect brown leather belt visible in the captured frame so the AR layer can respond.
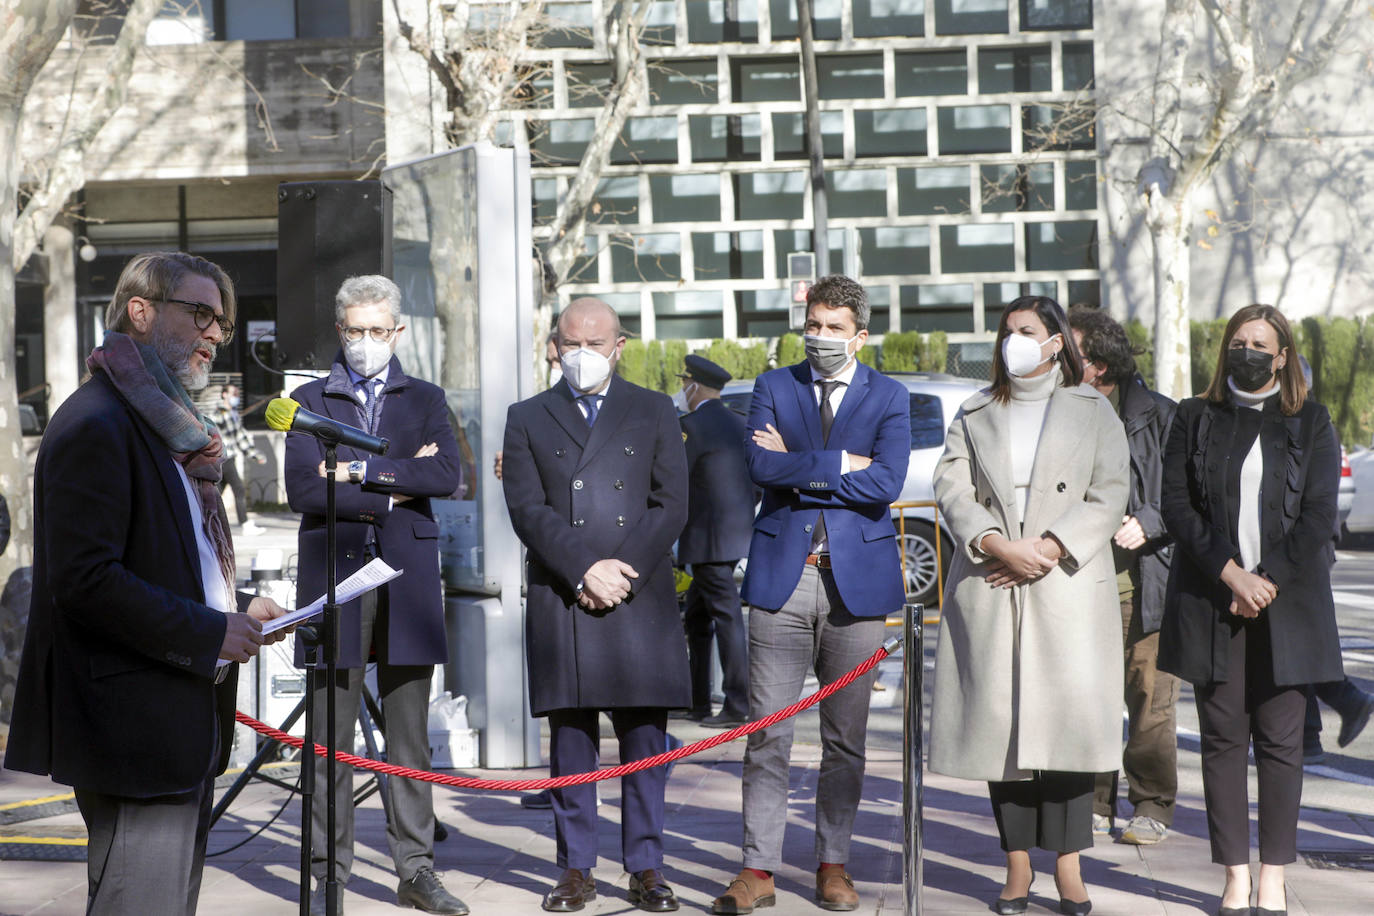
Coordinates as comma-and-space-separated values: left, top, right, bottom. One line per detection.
804, 553, 832, 568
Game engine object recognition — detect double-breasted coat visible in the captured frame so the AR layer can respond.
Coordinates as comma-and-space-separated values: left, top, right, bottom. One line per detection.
502, 376, 691, 716
1156, 395, 1343, 687
929, 383, 1130, 782
678, 398, 755, 565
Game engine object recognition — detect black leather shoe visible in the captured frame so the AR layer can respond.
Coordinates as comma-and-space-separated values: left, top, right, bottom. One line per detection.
543, 868, 596, 912
398, 867, 468, 915
629, 868, 680, 912
1339, 694, 1374, 747
993, 894, 1029, 915
699, 711, 747, 729
1216, 907, 1251, 916
1059, 898, 1092, 916
521, 789, 554, 809
668, 707, 709, 721
1255, 908, 1286, 916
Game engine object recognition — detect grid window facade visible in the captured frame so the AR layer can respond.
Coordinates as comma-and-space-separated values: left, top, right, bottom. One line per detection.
519, 0, 1101, 343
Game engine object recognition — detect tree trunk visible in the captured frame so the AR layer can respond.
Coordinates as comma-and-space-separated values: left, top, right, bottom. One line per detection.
1147, 188, 1194, 401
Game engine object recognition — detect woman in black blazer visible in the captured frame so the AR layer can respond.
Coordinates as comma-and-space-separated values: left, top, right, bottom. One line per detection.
1158, 304, 1343, 916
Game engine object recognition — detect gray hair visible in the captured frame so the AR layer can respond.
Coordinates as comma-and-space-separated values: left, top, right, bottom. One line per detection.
335, 275, 402, 324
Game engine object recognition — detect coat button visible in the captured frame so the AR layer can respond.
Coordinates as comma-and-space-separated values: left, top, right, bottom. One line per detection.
617, 516, 625, 526
346, 551, 358, 560
1056, 482, 1066, 492
614, 479, 624, 489
984, 497, 992, 507
573, 518, 585, 527
804, 523, 813, 533
624, 446, 635, 455
555, 448, 566, 458
573, 479, 584, 490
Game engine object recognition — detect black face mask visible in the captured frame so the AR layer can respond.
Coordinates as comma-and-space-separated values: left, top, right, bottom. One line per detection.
1227, 346, 1277, 392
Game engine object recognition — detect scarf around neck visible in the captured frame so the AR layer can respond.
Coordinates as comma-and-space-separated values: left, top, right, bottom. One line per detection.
87, 331, 236, 603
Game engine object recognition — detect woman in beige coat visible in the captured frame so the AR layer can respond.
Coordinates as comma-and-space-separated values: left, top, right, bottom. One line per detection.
930, 296, 1129, 916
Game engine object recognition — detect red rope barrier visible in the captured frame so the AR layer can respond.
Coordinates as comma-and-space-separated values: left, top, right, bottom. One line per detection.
235, 635, 900, 792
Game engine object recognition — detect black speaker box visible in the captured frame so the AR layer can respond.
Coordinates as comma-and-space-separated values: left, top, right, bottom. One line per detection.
276, 180, 393, 371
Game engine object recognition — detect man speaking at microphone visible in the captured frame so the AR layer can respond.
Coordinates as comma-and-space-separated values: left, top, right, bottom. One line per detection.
283, 275, 466, 916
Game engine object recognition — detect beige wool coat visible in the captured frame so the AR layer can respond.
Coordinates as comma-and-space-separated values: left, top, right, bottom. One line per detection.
928, 383, 1130, 782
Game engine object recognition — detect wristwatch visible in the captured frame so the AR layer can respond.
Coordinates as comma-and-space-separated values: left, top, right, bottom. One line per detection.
347, 460, 365, 484
574, 579, 585, 599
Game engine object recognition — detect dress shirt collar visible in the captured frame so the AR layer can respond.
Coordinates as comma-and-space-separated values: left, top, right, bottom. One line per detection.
809, 354, 860, 389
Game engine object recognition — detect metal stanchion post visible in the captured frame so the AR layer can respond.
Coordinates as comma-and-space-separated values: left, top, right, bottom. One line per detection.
903, 602, 924, 916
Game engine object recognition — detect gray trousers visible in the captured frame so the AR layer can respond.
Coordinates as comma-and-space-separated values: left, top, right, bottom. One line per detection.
310, 590, 436, 886
75, 774, 214, 915
741, 563, 887, 870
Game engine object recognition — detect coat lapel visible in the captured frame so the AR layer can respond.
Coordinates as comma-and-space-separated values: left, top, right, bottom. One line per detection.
575, 376, 629, 471
543, 380, 591, 449
131, 415, 205, 599
787, 361, 824, 448
961, 392, 1016, 511
1023, 386, 1095, 534
825, 363, 872, 445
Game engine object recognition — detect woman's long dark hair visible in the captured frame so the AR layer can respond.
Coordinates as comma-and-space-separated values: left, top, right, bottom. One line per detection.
989, 296, 1084, 404
1202, 304, 1307, 416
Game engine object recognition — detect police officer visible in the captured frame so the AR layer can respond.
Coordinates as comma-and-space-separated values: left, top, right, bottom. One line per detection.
675, 355, 755, 727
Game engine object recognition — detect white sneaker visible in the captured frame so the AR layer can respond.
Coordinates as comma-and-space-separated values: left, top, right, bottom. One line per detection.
240, 521, 265, 536
1092, 813, 1112, 835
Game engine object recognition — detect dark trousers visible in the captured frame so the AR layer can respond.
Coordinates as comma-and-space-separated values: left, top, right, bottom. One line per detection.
548, 707, 668, 873
1093, 594, 1180, 824
684, 561, 749, 717
988, 772, 1095, 853
218, 457, 248, 523
75, 769, 215, 915
310, 591, 436, 885
1195, 617, 1305, 866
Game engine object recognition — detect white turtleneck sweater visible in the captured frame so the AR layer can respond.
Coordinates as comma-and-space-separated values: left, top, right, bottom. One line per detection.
1008, 369, 1059, 527
1229, 377, 1280, 572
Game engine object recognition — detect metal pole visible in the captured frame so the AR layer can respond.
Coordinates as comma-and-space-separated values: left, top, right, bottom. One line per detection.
323, 445, 339, 916
795, 0, 829, 275
903, 602, 924, 916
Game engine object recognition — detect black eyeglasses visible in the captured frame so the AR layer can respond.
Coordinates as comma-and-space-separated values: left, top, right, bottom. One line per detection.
163, 298, 235, 343
341, 325, 399, 343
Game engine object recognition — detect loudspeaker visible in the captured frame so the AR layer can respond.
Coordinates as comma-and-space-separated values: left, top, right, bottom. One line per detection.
276, 180, 393, 371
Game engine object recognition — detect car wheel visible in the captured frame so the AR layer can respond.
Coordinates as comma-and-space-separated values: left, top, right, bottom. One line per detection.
899, 519, 951, 608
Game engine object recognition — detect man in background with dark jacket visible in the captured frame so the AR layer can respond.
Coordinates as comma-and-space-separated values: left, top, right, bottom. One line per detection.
1069, 305, 1179, 846
675, 355, 755, 727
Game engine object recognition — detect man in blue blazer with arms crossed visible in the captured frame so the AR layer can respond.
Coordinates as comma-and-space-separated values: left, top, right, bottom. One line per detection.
712, 275, 911, 914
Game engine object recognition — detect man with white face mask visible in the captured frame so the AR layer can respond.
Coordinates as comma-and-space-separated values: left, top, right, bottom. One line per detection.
501, 297, 691, 913
284, 275, 468, 916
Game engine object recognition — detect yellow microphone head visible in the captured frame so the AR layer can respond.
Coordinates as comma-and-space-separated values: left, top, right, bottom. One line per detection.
265, 398, 300, 432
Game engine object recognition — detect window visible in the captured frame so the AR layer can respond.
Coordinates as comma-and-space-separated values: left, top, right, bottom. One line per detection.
566, 62, 610, 108
650, 60, 719, 104
830, 170, 888, 218
611, 117, 679, 164
859, 226, 931, 275
650, 175, 721, 223
1064, 160, 1097, 210
591, 177, 640, 224
773, 112, 844, 160
898, 166, 969, 215
774, 229, 845, 278
1022, 104, 1094, 151
978, 46, 1051, 93
1067, 278, 1100, 307
655, 291, 725, 339
856, 109, 928, 157
818, 54, 885, 100
769, 0, 841, 40
1025, 221, 1098, 270
731, 58, 800, 103
866, 285, 892, 333
900, 283, 976, 332
937, 105, 1012, 154
694, 231, 765, 280
934, 0, 1008, 35
895, 51, 967, 96
855, 0, 924, 38
1020, 0, 1092, 31
539, 1, 596, 47
643, 0, 676, 45
736, 289, 794, 338
533, 178, 559, 224
689, 114, 762, 162
613, 233, 681, 282
1062, 41, 1094, 90
986, 281, 1057, 308
567, 236, 601, 284
980, 164, 1053, 212
531, 118, 595, 165
910, 394, 946, 449
940, 224, 1014, 273
687, 0, 759, 42
736, 172, 806, 220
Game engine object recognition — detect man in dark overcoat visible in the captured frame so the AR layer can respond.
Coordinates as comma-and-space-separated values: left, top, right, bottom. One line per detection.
675, 354, 755, 727
501, 297, 690, 914
285, 275, 467, 916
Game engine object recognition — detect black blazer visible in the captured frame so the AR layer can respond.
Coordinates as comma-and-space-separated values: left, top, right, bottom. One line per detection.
501, 377, 691, 715
1157, 394, 1343, 687
6, 372, 239, 797
678, 398, 755, 565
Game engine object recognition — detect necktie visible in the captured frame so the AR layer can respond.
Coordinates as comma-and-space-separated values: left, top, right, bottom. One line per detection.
361, 379, 379, 433
813, 379, 844, 551
580, 394, 601, 427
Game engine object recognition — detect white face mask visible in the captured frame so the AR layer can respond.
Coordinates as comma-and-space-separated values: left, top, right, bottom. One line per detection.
548, 364, 563, 387
560, 347, 614, 393
1002, 332, 1059, 378
343, 335, 392, 378
671, 381, 697, 413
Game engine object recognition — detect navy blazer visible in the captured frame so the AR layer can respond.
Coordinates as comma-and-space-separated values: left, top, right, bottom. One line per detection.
502, 377, 691, 715
741, 362, 911, 616
6, 372, 239, 797
678, 398, 755, 565
286, 356, 462, 668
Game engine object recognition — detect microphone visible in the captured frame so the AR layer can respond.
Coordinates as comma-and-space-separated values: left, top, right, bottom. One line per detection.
266, 398, 390, 456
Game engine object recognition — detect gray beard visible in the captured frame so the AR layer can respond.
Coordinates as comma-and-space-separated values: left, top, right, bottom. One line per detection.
150, 320, 212, 391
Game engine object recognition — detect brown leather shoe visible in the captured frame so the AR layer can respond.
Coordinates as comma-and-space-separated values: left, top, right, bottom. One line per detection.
542, 868, 595, 912
711, 870, 775, 915
815, 864, 859, 911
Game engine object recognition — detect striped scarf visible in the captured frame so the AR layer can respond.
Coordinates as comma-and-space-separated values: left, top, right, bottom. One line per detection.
87, 332, 236, 600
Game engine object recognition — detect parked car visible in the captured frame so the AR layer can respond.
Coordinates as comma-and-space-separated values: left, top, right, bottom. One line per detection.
1345, 443, 1374, 540
1338, 444, 1355, 531
720, 371, 986, 607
